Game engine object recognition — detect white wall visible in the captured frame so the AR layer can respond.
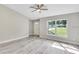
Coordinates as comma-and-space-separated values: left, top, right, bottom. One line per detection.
40, 12, 79, 44
68, 13, 79, 42
40, 14, 68, 38
40, 18, 48, 38
0, 5, 29, 42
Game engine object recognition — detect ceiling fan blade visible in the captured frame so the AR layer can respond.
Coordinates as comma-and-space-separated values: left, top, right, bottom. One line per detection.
30, 4, 48, 13
37, 4, 40, 8
40, 9, 48, 10
39, 4, 44, 8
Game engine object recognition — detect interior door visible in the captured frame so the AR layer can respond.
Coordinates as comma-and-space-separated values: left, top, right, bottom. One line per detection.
34, 21, 40, 35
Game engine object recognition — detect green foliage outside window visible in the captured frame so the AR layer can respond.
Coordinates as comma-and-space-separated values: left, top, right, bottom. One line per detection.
48, 20, 67, 38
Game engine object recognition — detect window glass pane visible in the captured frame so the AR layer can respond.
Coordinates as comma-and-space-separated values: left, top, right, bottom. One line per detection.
48, 20, 55, 34
48, 20, 67, 38
56, 20, 67, 37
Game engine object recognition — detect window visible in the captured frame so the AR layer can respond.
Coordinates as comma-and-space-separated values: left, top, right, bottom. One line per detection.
48, 19, 67, 38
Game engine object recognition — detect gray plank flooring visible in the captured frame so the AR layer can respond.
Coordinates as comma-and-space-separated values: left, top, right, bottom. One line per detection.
0, 37, 79, 54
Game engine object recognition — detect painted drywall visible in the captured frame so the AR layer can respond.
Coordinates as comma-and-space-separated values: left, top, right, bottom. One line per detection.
68, 13, 79, 42
40, 12, 79, 43
40, 18, 48, 38
5, 4, 79, 20
0, 5, 29, 42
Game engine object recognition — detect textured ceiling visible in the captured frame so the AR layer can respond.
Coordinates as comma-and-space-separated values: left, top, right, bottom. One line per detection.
4, 4, 79, 20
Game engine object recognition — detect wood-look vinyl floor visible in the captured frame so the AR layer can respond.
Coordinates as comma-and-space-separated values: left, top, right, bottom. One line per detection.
0, 37, 79, 54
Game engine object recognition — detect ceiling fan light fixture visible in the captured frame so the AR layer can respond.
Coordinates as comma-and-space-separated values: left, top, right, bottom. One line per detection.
30, 4, 48, 13
37, 9, 41, 12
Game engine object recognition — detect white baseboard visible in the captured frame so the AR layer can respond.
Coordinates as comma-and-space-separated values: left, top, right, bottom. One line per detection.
0, 35, 28, 44
41, 35, 79, 45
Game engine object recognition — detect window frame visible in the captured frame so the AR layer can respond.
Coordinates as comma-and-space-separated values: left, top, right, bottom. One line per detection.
47, 19, 68, 38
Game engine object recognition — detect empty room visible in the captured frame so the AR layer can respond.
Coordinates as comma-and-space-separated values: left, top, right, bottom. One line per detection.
0, 4, 79, 54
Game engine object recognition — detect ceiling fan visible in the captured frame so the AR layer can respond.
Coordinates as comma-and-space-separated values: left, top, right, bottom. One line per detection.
30, 4, 48, 13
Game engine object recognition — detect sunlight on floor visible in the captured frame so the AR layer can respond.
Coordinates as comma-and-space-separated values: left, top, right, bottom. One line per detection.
51, 42, 79, 54
52, 42, 65, 50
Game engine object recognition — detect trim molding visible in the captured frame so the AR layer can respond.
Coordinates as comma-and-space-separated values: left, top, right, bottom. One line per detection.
43, 35, 79, 45
0, 35, 28, 44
